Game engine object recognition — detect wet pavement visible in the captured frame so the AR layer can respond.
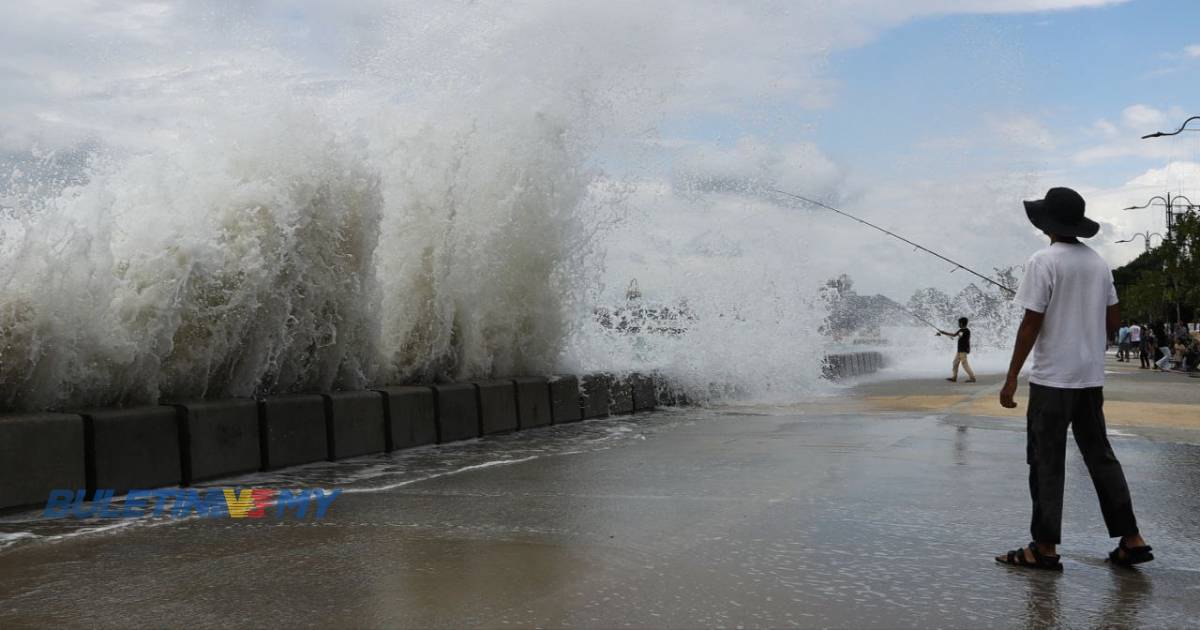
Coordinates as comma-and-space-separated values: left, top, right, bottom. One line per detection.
1, 371, 1199, 628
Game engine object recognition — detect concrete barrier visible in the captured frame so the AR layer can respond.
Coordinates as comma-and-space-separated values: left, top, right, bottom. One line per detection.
0, 371, 684, 507
432, 384, 480, 443
655, 379, 688, 407
822, 351, 885, 380
549, 375, 582, 424
477, 380, 519, 435
512, 377, 552, 429
258, 394, 328, 470
170, 399, 260, 485
83, 406, 180, 494
631, 373, 657, 412
0, 413, 85, 511
375, 386, 437, 450
609, 375, 634, 415
580, 373, 613, 419
323, 391, 387, 460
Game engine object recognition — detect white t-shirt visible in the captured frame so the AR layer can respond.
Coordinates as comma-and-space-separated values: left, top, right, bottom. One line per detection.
1014, 242, 1118, 389
1129, 324, 1141, 342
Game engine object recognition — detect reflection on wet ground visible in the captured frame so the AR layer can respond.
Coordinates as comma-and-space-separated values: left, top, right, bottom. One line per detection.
1, 383, 1198, 628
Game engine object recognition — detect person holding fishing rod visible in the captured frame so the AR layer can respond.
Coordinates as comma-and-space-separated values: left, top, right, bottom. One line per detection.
936, 317, 975, 383
770, 186, 1150, 569
995, 187, 1151, 571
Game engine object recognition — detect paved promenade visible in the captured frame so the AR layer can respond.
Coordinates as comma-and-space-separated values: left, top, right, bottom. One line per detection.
1, 360, 1197, 628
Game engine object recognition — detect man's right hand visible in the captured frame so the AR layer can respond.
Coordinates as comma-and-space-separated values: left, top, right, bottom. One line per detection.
999, 377, 1019, 409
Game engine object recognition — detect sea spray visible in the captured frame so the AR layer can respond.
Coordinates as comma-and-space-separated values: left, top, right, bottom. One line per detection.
0, 1, 897, 410
0, 90, 618, 410
1, 112, 381, 408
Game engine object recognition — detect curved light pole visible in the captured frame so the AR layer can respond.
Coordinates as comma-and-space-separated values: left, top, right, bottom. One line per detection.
1124, 193, 1196, 237
1141, 115, 1200, 139
1115, 231, 1163, 253
1138, 116, 1198, 324
1116, 221, 1182, 323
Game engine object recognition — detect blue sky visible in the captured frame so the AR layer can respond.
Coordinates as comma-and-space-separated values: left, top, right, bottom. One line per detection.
821, 0, 1200, 184
655, 0, 1200, 188
637, 0, 1200, 295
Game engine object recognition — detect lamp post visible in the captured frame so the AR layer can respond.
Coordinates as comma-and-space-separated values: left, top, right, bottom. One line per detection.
1138, 116, 1199, 325
1141, 115, 1200, 139
1117, 223, 1182, 323
1124, 194, 1196, 238
1115, 231, 1164, 253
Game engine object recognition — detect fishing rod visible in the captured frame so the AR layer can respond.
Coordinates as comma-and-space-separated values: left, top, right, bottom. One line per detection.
886, 302, 946, 334
770, 188, 1017, 295
886, 302, 960, 339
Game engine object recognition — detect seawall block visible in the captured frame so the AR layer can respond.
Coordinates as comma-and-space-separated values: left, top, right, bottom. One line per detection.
609, 375, 634, 415
512, 377, 552, 429
0, 413, 85, 511
433, 384, 480, 443
170, 399, 260, 485
323, 391, 387, 460
375, 386, 437, 450
83, 406, 180, 494
580, 373, 613, 419
549, 375, 582, 424
631, 373, 657, 412
259, 394, 328, 471
821, 351, 885, 380
477, 380, 519, 435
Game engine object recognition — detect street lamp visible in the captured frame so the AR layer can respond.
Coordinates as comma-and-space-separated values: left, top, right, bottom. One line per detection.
1124, 193, 1196, 237
1115, 231, 1163, 253
1141, 115, 1200, 139
1138, 115, 1198, 325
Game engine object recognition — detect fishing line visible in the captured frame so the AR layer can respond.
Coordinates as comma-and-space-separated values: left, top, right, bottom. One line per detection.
769, 188, 1017, 295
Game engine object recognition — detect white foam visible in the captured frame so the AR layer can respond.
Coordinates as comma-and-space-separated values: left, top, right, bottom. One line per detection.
342, 456, 541, 494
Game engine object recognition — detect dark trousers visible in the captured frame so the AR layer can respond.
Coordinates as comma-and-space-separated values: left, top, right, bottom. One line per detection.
1026, 383, 1139, 544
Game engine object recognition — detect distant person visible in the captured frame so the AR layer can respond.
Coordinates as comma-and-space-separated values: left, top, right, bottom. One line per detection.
1145, 327, 1158, 370
1176, 321, 1191, 345
1128, 322, 1142, 366
1185, 343, 1200, 373
997, 187, 1151, 570
1116, 322, 1130, 362
937, 317, 976, 383
1137, 323, 1151, 369
1154, 324, 1171, 371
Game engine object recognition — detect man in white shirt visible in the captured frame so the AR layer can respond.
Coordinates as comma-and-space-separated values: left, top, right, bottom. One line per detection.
1129, 323, 1144, 368
995, 187, 1152, 571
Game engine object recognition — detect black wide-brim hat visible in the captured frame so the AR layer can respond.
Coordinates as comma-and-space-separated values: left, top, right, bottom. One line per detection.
1024, 186, 1099, 238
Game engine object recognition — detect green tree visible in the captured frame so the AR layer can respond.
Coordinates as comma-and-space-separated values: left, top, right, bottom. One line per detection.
1113, 212, 1199, 324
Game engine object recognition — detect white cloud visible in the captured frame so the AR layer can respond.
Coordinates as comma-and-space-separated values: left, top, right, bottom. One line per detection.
1074, 161, 1200, 266
672, 137, 845, 198
1121, 104, 1168, 130
1184, 44, 1200, 58
1072, 105, 1192, 164
1093, 119, 1120, 137
0, 0, 1141, 157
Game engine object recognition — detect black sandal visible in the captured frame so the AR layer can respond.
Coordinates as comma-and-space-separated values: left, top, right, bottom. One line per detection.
995, 542, 1063, 571
1108, 539, 1154, 567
